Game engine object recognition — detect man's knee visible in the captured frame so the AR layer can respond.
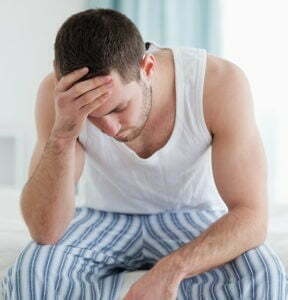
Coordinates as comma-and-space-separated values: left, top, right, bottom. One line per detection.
245, 244, 285, 278
2, 240, 57, 298
234, 244, 287, 298
15, 240, 55, 274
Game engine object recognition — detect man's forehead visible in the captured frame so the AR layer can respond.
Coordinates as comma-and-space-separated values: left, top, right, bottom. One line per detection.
89, 84, 128, 118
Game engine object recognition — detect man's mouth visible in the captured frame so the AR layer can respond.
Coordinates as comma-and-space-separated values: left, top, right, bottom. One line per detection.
116, 132, 127, 139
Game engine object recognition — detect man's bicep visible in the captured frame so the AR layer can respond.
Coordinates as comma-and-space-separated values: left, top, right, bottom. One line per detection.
209, 61, 268, 211
211, 126, 268, 211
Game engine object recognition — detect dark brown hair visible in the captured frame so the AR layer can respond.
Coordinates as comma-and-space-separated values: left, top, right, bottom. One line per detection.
54, 8, 145, 83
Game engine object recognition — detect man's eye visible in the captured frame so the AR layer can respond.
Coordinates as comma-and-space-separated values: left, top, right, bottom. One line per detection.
106, 103, 128, 115
110, 108, 121, 114
115, 105, 127, 113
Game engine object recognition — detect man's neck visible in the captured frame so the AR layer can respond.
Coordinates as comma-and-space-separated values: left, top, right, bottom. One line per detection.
146, 49, 176, 132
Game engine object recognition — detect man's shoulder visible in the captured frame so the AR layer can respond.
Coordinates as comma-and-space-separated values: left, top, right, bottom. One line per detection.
205, 54, 247, 91
41, 71, 57, 88
35, 71, 57, 130
203, 54, 250, 135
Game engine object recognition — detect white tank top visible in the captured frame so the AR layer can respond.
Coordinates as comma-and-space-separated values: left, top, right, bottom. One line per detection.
76, 41, 228, 214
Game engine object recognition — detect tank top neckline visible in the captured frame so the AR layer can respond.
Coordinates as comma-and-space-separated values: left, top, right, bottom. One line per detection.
87, 41, 184, 164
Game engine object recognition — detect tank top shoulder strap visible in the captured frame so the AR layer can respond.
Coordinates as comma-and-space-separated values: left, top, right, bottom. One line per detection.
145, 40, 163, 52
145, 41, 211, 142
78, 119, 89, 150
179, 46, 212, 142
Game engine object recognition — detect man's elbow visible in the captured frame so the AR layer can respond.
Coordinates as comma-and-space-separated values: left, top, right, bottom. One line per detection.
255, 222, 268, 246
232, 205, 268, 247
30, 231, 63, 245
248, 211, 268, 248
33, 237, 60, 245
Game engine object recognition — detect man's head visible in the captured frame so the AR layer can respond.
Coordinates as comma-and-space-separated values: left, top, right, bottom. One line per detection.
54, 8, 156, 142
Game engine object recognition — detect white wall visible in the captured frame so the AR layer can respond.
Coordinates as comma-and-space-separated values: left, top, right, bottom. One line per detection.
0, 0, 88, 189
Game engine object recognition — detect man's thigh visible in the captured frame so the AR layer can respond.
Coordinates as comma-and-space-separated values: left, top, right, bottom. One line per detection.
141, 208, 287, 299
179, 244, 287, 299
0, 207, 144, 300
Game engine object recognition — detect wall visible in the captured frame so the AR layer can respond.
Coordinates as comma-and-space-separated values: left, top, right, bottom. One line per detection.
0, 0, 87, 190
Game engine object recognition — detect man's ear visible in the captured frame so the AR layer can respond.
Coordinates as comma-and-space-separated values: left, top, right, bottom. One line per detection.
140, 53, 156, 82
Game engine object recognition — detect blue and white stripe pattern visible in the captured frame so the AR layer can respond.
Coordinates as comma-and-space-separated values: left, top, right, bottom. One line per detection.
1, 206, 287, 299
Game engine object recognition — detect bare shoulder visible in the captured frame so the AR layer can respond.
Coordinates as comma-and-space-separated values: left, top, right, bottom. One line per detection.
203, 53, 252, 136
205, 54, 247, 90
39, 71, 57, 95
34, 71, 57, 141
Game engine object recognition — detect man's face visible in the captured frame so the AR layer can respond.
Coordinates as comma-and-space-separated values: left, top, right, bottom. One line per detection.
87, 70, 152, 143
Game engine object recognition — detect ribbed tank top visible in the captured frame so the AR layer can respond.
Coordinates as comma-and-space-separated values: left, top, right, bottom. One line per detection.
76, 41, 228, 214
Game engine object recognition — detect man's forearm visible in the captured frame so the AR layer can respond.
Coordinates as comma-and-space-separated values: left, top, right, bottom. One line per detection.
165, 206, 267, 280
20, 135, 77, 244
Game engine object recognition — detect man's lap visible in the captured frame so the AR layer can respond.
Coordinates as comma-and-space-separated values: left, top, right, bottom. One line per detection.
1, 206, 286, 299
141, 208, 287, 299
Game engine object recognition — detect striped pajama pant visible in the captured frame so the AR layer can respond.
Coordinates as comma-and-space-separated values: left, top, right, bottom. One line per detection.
1, 206, 287, 299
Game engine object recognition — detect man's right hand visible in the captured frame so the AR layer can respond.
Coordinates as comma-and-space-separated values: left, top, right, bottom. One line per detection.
51, 67, 113, 140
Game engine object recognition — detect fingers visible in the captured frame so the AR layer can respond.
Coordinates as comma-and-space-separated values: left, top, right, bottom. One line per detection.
74, 81, 113, 109
80, 91, 111, 115
53, 67, 115, 119
68, 75, 112, 99
55, 67, 89, 92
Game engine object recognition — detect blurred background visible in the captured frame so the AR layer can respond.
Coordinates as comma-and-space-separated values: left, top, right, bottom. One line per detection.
0, 0, 287, 214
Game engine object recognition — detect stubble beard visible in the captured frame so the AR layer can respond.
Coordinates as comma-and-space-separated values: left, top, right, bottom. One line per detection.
115, 81, 152, 143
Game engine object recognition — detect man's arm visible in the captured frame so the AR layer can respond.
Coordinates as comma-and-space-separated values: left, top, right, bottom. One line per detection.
158, 57, 268, 280
27, 73, 86, 185
21, 68, 112, 245
20, 72, 85, 245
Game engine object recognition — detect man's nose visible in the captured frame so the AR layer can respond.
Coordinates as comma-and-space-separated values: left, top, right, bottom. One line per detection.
101, 120, 121, 137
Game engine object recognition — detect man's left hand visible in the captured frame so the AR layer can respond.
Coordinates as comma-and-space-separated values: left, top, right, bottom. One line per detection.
123, 255, 184, 300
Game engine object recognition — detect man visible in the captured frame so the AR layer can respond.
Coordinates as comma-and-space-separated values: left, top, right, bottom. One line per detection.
1, 8, 286, 300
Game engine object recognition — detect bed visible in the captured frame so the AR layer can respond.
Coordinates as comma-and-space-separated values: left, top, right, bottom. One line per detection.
0, 188, 287, 299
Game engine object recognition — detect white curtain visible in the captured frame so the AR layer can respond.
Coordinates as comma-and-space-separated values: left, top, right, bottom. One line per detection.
222, 1, 288, 206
